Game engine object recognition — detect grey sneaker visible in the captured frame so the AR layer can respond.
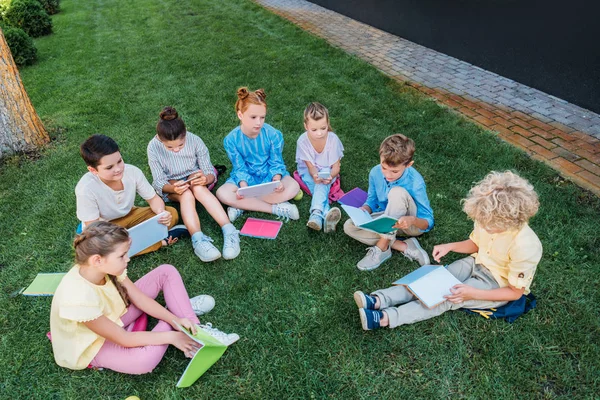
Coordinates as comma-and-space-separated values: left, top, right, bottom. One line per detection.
324, 207, 341, 233
189, 295, 215, 316
306, 211, 323, 231
198, 323, 240, 346
192, 235, 222, 262
227, 207, 244, 223
272, 202, 299, 221
222, 229, 241, 260
403, 238, 430, 266
357, 246, 392, 271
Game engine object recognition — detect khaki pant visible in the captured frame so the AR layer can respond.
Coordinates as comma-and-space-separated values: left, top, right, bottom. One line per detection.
373, 257, 507, 328
111, 206, 178, 256
343, 186, 422, 245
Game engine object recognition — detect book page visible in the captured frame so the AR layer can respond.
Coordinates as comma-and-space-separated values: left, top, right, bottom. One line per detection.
341, 204, 372, 226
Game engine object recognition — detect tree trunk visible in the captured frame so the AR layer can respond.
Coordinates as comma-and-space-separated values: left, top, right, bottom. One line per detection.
0, 29, 49, 158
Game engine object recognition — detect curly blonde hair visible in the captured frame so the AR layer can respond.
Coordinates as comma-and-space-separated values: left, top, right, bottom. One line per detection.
462, 171, 539, 231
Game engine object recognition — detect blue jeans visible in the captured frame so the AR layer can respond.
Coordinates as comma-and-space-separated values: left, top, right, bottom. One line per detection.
300, 172, 336, 214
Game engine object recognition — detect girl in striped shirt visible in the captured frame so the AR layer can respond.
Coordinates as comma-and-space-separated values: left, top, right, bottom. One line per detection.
147, 107, 241, 262
216, 87, 300, 222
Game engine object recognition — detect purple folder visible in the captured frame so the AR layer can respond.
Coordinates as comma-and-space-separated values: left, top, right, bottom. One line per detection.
338, 187, 368, 208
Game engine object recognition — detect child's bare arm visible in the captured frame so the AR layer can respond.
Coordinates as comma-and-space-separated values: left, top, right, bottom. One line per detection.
432, 239, 479, 262
330, 159, 341, 179
445, 283, 524, 303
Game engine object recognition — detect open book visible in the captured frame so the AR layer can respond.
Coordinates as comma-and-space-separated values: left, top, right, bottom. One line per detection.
393, 265, 462, 309
237, 181, 279, 198
173, 321, 230, 388
341, 205, 398, 234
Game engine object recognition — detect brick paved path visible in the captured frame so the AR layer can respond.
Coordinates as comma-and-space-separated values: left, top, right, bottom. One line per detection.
254, 0, 600, 196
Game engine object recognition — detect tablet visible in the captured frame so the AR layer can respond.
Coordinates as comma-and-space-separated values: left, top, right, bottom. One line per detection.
127, 212, 168, 256
237, 181, 280, 198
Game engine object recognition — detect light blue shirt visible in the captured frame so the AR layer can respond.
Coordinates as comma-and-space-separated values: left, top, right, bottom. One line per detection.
364, 165, 434, 232
223, 123, 289, 186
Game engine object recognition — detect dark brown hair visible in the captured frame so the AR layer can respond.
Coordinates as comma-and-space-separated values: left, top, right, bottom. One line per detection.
74, 221, 131, 306
235, 87, 267, 114
156, 106, 187, 141
80, 135, 120, 168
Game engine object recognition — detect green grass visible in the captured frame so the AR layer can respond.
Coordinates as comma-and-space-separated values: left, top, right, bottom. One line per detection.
1, 0, 599, 398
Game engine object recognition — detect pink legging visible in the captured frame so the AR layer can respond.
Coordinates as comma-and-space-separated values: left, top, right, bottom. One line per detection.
89, 264, 200, 374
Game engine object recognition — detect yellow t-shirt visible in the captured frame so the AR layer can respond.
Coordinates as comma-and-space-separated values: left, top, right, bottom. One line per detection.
469, 223, 542, 295
50, 265, 128, 370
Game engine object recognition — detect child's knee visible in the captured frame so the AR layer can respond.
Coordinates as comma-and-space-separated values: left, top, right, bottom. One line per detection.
155, 263, 178, 277
343, 218, 356, 235
388, 186, 410, 201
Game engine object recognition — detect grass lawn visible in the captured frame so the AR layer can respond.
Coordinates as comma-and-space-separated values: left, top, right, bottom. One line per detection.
1, 0, 599, 398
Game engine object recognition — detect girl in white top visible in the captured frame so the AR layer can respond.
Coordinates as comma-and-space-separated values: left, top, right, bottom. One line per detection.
147, 107, 240, 262
295, 102, 344, 232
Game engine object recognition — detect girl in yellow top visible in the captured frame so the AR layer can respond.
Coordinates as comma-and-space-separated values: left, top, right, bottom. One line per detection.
50, 222, 218, 374
353, 171, 543, 330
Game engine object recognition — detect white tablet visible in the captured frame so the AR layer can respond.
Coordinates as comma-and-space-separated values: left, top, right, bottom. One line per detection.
127, 212, 168, 256
237, 181, 280, 198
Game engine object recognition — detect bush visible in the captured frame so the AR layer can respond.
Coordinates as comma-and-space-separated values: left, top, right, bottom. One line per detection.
0, 23, 37, 65
3, 0, 52, 37
35, 0, 58, 15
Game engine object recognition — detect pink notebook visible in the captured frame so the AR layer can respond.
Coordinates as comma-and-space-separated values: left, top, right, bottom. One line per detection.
240, 218, 283, 239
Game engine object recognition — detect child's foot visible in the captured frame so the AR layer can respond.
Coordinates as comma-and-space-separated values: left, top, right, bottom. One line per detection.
222, 229, 241, 260
163, 224, 189, 246
357, 246, 392, 271
323, 207, 341, 233
272, 202, 300, 221
306, 211, 324, 231
192, 234, 222, 262
198, 323, 240, 346
189, 294, 215, 316
227, 207, 244, 223
358, 308, 385, 330
402, 238, 430, 266
353, 291, 378, 310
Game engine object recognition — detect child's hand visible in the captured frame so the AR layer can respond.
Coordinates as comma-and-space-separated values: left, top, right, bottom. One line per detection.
445, 284, 478, 303
171, 317, 198, 334
312, 173, 324, 184
432, 243, 453, 262
157, 211, 172, 226
173, 180, 190, 195
189, 172, 207, 186
393, 216, 415, 230
273, 178, 284, 193
170, 331, 202, 358
321, 176, 332, 184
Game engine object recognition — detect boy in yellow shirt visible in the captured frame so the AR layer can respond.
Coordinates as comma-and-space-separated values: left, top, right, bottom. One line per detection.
354, 171, 542, 330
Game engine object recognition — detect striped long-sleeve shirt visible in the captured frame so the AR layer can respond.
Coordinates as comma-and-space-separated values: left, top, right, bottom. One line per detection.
147, 132, 215, 197
223, 123, 289, 186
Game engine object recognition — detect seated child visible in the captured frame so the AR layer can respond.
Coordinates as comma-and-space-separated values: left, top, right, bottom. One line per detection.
216, 87, 300, 222
50, 221, 239, 374
343, 134, 433, 271
147, 106, 240, 262
354, 170, 542, 330
295, 102, 344, 232
75, 134, 184, 256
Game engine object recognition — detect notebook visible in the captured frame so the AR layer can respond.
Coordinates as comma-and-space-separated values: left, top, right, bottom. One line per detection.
240, 218, 283, 239
392, 265, 462, 309
237, 181, 280, 198
22, 272, 66, 296
174, 321, 229, 388
338, 187, 368, 208
127, 212, 168, 256
341, 205, 397, 234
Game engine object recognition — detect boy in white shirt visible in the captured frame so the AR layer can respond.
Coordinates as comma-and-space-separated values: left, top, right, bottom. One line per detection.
75, 135, 184, 255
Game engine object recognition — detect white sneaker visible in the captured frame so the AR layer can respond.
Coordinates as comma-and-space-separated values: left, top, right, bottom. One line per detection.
198, 323, 240, 346
357, 246, 392, 271
222, 229, 241, 260
272, 202, 299, 221
403, 238, 430, 266
324, 207, 341, 233
192, 235, 221, 262
189, 295, 215, 316
227, 207, 244, 223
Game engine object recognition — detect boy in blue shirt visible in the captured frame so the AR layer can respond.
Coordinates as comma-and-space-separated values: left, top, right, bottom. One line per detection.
343, 134, 434, 270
